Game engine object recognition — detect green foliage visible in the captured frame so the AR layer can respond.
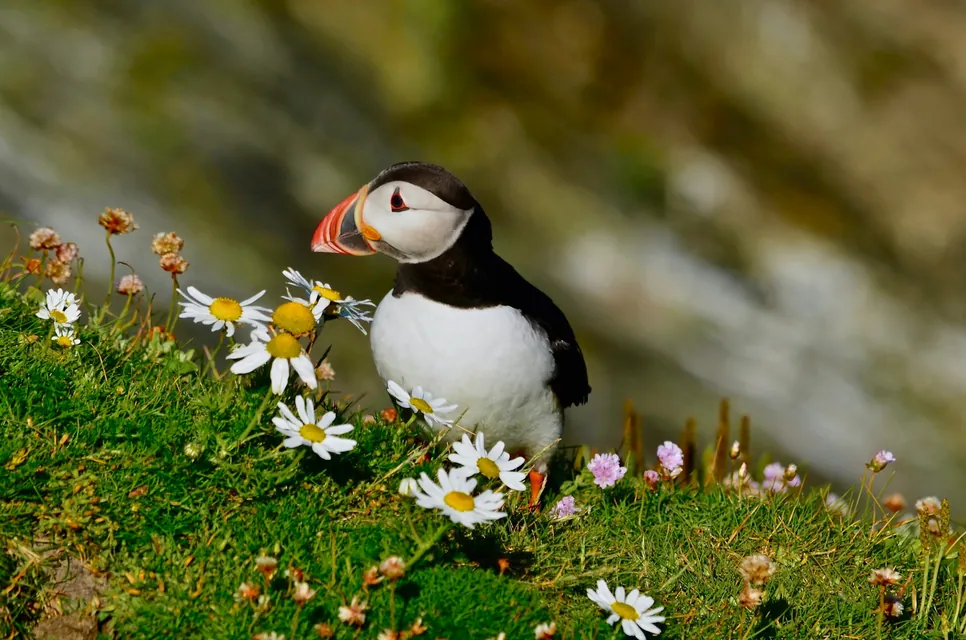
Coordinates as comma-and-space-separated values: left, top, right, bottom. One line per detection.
0, 286, 962, 639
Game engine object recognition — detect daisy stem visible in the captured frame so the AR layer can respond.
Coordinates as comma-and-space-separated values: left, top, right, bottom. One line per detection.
406, 522, 453, 572
102, 231, 116, 322
206, 331, 226, 377
306, 328, 318, 356
165, 275, 179, 334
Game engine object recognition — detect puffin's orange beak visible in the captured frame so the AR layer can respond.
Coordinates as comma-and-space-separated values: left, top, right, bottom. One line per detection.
311, 185, 377, 256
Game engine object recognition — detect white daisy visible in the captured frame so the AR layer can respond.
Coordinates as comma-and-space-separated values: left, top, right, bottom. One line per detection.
408, 467, 506, 529
386, 381, 458, 428
449, 432, 526, 491
586, 580, 665, 640
227, 329, 317, 395
272, 396, 356, 460
36, 288, 81, 327
282, 267, 343, 313
336, 296, 376, 335
177, 286, 271, 337
51, 324, 80, 348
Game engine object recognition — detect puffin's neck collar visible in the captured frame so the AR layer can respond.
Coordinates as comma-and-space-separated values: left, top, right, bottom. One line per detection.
392, 208, 498, 306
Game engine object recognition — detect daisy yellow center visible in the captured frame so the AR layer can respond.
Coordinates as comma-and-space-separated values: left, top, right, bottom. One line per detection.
443, 491, 475, 512
312, 285, 342, 301
50, 309, 68, 324
209, 298, 243, 322
299, 423, 326, 443
611, 602, 639, 620
272, 301, 316, 335
477, 457, 501, 479
265, 333, 302, 360
55, 336, 74, 348
410, 397, 433, 414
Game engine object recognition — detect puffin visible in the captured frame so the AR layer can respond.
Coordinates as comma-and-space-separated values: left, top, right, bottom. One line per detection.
311, 161, 590, 505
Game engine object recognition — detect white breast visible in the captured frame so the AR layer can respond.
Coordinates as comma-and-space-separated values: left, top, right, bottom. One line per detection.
370, 291, 563, 462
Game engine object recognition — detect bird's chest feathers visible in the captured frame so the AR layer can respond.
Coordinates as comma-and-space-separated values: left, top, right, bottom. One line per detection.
370, 292, 554, 406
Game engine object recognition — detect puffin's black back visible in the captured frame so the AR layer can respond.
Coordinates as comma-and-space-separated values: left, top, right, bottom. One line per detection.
388, 162, 591, 409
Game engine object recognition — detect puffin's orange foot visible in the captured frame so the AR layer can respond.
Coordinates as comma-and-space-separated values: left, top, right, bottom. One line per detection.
527, 469, 546, 511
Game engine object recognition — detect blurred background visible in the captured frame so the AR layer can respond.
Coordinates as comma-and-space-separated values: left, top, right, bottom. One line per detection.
2, 0, 965, 508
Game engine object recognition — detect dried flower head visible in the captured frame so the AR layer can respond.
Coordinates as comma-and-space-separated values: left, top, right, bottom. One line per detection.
363, 566, 383, 587
98, 207, 138, 235
315, 359, 336, 382
379, 556, 406, 581
151, 231, 184, 256
116, 274, 145, 296
739, 554, 775, 586
159, 252, 189, 275
783, 464, 799, 482
284, 566, 305, 583
409, 617, 427, 635
739, 585, 763, 610
883, 493, 906, 513
377, 631, 399, 640
338, 595, 367, 626
252, 633, 284, 640
29, 227, 61, 251
916, 497, 942, 517
55, 242, 78, 264
24, 257, 42, 275
380, 407, 398, 422
255, 555, 278, 579
362, 415, 376, 425
534, 621, 557, 639
882, 595, 904, 618
292, 580, 316, 605
643, 469, 660, 490
869, 568, 901, 587
234, 581, 260, 601
45, 260, 71, 285
313, 623, 334, 639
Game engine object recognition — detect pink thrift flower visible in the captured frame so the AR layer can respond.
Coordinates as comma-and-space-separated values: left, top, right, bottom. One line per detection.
643, 469, 660, 489
587, 453, 627, 488
763, 463, 785, 481
551, 496, 577, 519
867, 450, 895, 473
656, 441, 684, 478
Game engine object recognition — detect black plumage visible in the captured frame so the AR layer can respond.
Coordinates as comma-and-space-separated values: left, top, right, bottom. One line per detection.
387, 164, 591, 409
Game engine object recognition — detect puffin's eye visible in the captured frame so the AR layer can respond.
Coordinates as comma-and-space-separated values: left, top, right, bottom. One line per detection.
389, 189, 408, 212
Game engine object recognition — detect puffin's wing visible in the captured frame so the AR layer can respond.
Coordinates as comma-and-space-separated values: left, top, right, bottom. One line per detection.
496, 259, 591, 409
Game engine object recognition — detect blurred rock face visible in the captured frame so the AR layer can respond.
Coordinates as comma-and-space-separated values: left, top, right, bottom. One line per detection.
2, 0, 966, 506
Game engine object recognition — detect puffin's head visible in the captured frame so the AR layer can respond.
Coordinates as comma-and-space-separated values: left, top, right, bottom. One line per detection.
312, 162, 479, 263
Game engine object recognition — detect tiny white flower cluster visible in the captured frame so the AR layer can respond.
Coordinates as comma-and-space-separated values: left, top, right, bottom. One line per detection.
36, 288, 82, 348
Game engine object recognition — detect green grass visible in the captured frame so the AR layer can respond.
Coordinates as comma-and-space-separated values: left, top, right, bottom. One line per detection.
0, 279, 963, 639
